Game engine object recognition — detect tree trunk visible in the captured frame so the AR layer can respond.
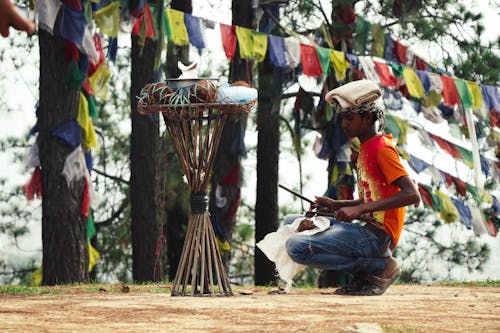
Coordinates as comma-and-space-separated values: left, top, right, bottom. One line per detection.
254, 40, 282, 286
163, 0, 192, 282
206, 0, 256, 272
130, 32, 162, 282
38, 30, 88, 285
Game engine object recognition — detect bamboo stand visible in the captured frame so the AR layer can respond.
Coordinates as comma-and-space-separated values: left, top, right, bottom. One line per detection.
137, 80, 253, 296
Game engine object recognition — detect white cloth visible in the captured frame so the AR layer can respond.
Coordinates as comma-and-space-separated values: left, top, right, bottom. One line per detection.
284, 37, 301, 69
256, 216, 330, 291
79, 28, 100, 64
23, 141, 40, 171
358, 56, 381, 84
35, 0, 63, 34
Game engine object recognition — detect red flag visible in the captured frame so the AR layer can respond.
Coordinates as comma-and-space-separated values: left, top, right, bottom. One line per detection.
430, 134, 462, 159
374, 61, 398, 87
132, 3, 156, 38
300, 44, 322, 77
81, 178, 90, 219
440, 75, 461, 107
453, 177, 467, 196
393, 40, 407, 64
87, 34, 104, 76
22, 167, 43, 201
64, 41, 79, 63
415, 56, 428, 70
220, 23, 237, 60
418, 184, 434, 209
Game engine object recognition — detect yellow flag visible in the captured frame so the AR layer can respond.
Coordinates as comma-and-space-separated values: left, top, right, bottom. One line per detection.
330, 49, 350, 81
252, 31, 268, 62
436, 190, 459, 224
77, 92, 99, 150
88, 242, 101, 272
166, 8, 189, 46
31, 265, 43, 286
466, 80, 483, 109
402, 67, 424, 98
235, 26, 253, 59
89, 62, 111, 100
94, 1, 120, 37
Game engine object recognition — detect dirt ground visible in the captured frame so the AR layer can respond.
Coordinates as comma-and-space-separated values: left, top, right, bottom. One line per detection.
0, 284, 499, 333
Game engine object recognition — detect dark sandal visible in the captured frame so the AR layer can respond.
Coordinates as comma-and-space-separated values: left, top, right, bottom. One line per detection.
335, 268, 401, 296
347, 268, 401, 296
334, 273, 370, 295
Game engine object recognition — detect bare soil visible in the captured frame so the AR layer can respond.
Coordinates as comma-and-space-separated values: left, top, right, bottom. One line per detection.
0, 284, 499, 333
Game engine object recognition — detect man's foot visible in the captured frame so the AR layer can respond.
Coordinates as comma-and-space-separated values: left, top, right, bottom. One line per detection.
334, 273, 370, 295
334, 258, 401, 296
375, 256, 399, 279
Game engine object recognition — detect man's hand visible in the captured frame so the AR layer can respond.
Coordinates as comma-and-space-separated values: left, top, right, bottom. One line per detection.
313, 196, 340, 213
296, 218, 316, 232
0, 0, 35, 37
332, 206, 364, 222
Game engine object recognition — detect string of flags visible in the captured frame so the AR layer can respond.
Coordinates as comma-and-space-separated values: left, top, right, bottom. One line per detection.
22, 0, 499, 266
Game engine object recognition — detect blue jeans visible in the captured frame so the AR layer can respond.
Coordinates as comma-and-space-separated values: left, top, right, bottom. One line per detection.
284, 215, 388, 275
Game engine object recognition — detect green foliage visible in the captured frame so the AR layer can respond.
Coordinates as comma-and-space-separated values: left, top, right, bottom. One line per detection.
397, 206, 491, 283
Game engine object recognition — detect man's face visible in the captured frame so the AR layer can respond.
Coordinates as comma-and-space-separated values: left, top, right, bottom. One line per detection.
340, 111, 366, 138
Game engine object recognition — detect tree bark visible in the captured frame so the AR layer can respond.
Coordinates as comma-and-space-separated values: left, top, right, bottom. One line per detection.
163, 0, 192, 282
254, 39, 282, 286
130, 32, 162, 282
206, 0, 256, 272
38, 30, 88, 285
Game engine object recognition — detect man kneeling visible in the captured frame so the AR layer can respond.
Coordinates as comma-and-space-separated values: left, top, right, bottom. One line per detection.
286, 80, 420, 295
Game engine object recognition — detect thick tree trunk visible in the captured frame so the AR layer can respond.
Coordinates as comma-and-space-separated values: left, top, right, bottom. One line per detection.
163, 0, 192, 282
130, 34, 162, 282
254, 52, 282, 286
207, 0, 255, 273
38, 30, 88, 285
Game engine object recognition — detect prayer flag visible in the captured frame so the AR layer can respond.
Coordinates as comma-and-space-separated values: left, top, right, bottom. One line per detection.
184, 13, 205, 50
466, 81, 483, 109
450, 198, 472, 229
252, 31, 268, 62
89, 62, 111, 100
440, 75, 461, 107
220, 23, 237, 60
284, 36, 300, 68
436, 190, 459, 223
315, 46, 331, 76
168, 8, 189, 45
59, 4, 87, 45
481, 84, 500, 111
268, 35, 287, 67
77, 92, 99, 150
52, 120, 82, 149
94, 1, 120, 37
454, 79, 473, 109
402, 67, 425, 98
35, 0, 62, 34
374, 61, 397, 87
330, 49, 350, 81
393, 40, 407, 64
235, 26, 253, 59
370, 23, 385, 58
300, 44, 322, 77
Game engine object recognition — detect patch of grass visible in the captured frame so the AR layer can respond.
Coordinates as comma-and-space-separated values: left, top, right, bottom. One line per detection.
434, 279, 500, 287
0, 285, 63, 295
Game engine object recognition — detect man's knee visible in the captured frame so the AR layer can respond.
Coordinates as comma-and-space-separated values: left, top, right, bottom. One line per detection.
286, 237, 311, 264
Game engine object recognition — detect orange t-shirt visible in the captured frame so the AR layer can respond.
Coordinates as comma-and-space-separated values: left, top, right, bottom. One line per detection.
357, 134, 408, 244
